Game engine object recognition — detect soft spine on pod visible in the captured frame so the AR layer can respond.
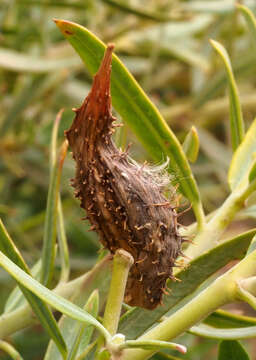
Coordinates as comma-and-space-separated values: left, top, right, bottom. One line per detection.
65, 44, 185, 310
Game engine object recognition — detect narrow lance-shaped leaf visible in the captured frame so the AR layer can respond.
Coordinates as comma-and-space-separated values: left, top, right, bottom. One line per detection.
0, 219, 67, 358
56, 139, 70, 284
54, 19, 205, 228
67, 290, 99, 360
57, 195, 70, 283
4, 259, 41, 313
41, 110, 64, 286
218, 340, 250, 360
204, 309, 256, 329
194, 51, 255, 107
210, 39, 244, 151
182, 126, 199, 163
44, 256, 112, 360
0, 250, 111, 342
228, 117, 256, 190
237, 4, 256, 51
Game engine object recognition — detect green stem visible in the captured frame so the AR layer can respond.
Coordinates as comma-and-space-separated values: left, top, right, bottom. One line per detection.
122, 278, 228, 359
186, 178, 256, 258
0, 340, 24, 360
236, 284, 256, 310
95, 250, 133, 360
103, 249, 134, 335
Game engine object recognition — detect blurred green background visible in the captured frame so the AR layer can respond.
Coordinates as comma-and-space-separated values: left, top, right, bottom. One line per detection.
1, 0, 256, 358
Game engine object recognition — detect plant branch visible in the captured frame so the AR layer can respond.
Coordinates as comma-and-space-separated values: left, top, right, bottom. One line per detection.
0, 340, 24, 360
185, 178, 256, 259
121, 246, 256, 360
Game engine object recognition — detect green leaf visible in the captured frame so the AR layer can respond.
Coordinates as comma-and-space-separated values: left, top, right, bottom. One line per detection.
237, 4, 256, 51
44, 256, 111, 360
44, 256, 112, 360
67, 290, 99, 360
210, 40, 244, 151
118, 228, 256, 339
0, 219, 67, 358
194, 51, 255, 108
41, 110, 64, 286
246, 234, 256, 255
57, 195, 70, 283
204, 309, 256, 329
228, 118, 256, 190
120, 340, 186, 354
182, 126, 199, 163
0, 340, 24, 360
248, 159, 256, 183
54, 19, 205, 228
4, 259, 41, 313
0, 250, 111, 342
190, 323, 256, 340
218, 340, 250, 360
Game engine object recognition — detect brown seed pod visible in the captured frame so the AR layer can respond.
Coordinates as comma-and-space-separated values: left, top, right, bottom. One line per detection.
65, 44, 185, 309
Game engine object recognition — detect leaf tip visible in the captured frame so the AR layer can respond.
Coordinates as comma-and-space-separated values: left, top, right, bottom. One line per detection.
53, 19, 74, 36
235, 3, 245, 11
209, 39, 218, 49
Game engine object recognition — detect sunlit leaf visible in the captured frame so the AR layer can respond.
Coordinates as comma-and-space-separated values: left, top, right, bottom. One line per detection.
228, 118, 256, 190
237, 4, 256, 51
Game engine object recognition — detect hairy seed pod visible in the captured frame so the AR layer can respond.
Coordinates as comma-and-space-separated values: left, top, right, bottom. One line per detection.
65, 44, 184, 309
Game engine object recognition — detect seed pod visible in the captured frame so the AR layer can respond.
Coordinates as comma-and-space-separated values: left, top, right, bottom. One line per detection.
65, 44, 184, 309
